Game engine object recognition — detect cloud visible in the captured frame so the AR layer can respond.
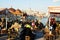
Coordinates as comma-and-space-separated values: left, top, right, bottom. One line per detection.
53, 0, 59, 2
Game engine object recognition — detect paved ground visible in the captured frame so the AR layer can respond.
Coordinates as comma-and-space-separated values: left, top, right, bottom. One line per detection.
0, 31, 60, 40
0, 36, 7, 40
35, 35, 60, 40
35, 37, 44, 40
0, 36, 60, 40
56, 35, 60, 40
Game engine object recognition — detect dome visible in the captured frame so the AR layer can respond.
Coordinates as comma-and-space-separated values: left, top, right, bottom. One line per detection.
15, 9, 22, 15
9, 8, 16, 12
16, 9, 22, 13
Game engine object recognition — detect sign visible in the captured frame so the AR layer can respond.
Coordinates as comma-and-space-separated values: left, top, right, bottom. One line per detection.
48, 6, 60, 12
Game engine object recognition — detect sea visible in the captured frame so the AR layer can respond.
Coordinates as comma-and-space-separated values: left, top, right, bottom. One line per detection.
41, 17, 48, 26
26, 16, 48, 26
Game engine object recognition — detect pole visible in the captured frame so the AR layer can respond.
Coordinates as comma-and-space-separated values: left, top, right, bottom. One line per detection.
6, 9, 8, 29
49, 17, 50, 27
6, 16, 7, 29
9, 0, 12, 8
49, 13, 50, 29
48, 7, 50, 28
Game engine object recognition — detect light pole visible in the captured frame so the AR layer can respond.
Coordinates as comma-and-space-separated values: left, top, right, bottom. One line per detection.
49, 16, 50, 28
5, 9, 8, 29
9, 0, 12, 8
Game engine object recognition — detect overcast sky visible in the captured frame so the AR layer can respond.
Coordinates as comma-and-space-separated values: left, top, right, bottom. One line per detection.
0, 0, 60, 12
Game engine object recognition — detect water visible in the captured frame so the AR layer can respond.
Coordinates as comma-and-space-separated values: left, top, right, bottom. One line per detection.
41, 17, 48, 26
27, 16, 48, 25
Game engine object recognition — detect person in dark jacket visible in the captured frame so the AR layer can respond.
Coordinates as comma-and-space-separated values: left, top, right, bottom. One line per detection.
20, 24, 35, 40
35, 20, 38, 27
0, 25, 1, 37
52, 22, 57, 30
0, 19, 2, 37
38, 22, 44, 30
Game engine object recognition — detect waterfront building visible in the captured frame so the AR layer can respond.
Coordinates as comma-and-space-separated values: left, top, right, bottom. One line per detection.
48, 6, 60, 23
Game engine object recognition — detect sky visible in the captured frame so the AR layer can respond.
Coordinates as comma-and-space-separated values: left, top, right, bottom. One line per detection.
0, 0, 60, 12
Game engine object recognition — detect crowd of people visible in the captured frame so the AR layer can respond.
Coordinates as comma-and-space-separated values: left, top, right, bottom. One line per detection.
0, 17, 45, 40
0, 17, 60, 40
0, 18, 6, 37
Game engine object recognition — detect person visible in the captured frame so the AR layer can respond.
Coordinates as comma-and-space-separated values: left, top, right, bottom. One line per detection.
52, 21, 57, 30
50, 17, 57, 30
51, 17, 57, 30
7, 22, 11, 30
50, 18, 57, 36
21, 21, 25, 28
19, 24, 35, 40
49, 25, 53, 31
0, 25, 1, 37
31, 20, 35, 29
0, 19, 2, 37
38, 21, 44, 30
35, 20, 38, 27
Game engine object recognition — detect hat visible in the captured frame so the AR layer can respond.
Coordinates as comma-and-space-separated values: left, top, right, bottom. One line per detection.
25, 24, 31, 28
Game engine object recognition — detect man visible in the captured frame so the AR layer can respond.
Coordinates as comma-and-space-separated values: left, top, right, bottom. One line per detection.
0, 25, 1, 37
20, 24, 35, 40
38, 21, 44, 30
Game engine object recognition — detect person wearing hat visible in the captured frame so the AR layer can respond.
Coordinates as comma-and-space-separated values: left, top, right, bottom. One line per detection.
25, 24, 31, 28
20, 24, 35, 40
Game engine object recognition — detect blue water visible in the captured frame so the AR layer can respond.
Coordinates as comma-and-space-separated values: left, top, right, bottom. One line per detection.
27, 16, 48, 25
41, 17, 48, 25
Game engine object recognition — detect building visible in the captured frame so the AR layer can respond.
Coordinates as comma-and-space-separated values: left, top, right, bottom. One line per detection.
48, 6, 60, 23
9, 8, 23, 16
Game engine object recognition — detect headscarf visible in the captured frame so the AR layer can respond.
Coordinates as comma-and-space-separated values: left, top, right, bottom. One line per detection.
25, 24, 31, 28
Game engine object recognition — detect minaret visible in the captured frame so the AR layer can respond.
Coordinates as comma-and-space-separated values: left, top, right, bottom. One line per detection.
11, 6, 12, 8
9, 0, 13, 8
